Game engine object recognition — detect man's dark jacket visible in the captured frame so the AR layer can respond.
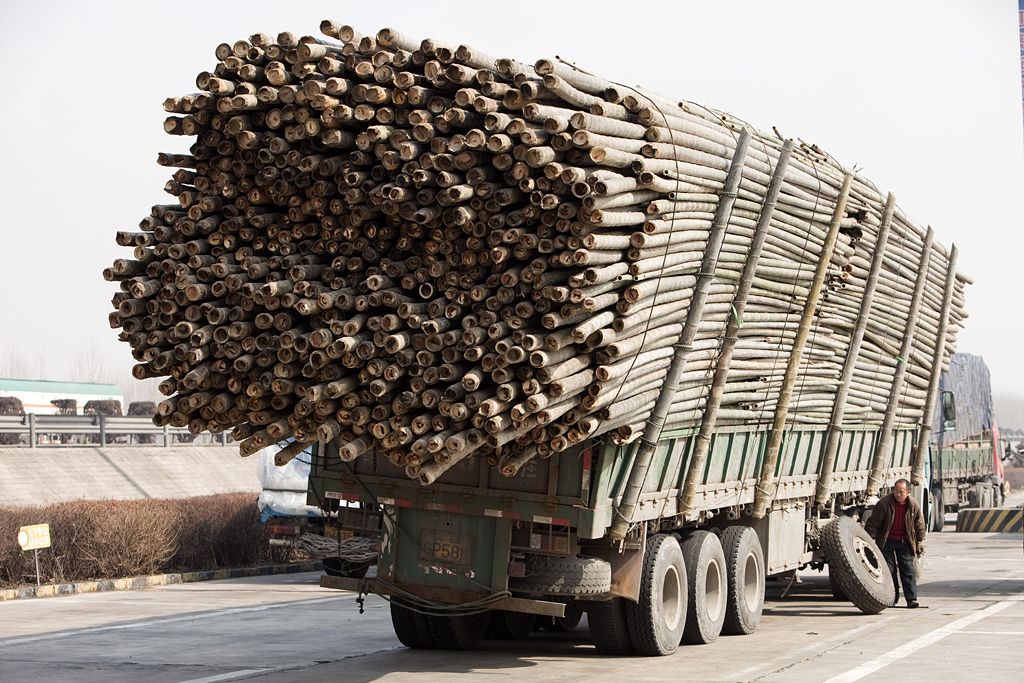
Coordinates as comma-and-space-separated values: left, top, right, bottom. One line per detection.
864, 492, 927, 555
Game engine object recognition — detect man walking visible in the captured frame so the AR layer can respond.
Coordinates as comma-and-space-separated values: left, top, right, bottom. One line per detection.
865, 478, 927, 608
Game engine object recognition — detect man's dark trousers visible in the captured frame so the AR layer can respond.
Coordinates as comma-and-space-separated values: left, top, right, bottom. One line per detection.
881, 539, 917, 604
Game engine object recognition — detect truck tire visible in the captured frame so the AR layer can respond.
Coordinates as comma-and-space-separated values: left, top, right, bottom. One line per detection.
623, 533, 687, 656
428, 612, 489, 650
587, 598, 634, 655
509, 555, 611, 596
486, 610, 535, 640
829, 574, 848, 602
390, 604, 436, 649
930, 488, 944, 532
721, 526, 765, 635
681, 531, 727, 644
820, 516, 894, 615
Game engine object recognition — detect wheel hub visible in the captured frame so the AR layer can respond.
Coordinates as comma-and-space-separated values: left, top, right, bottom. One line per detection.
852, 536, 885, 584
661, 564, 683, 630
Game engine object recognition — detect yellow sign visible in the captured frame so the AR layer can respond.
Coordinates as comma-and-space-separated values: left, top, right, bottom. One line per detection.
17, 523, 51, 551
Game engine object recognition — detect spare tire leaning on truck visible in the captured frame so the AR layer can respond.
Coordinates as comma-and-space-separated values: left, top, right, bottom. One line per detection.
820, 516, 895, 614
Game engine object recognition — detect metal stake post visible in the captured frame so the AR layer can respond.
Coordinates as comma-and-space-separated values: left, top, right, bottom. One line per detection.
34, 549, 40, 587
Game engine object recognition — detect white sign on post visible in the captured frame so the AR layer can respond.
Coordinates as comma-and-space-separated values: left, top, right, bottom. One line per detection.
17, 523, 50, 587
17, 524, 51, 551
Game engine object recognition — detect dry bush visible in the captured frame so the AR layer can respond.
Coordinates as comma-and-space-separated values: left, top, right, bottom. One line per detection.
167, 493, 271, 570
0, 397, 23, 445
0, 502, 93, 585
50, 399, 78, 415
77, 501, 178, 578
0, 397, 23, 414
128, 401, 157, 444
127, 401, 156, 416
0, 493, 272, 588
83, 400, 122, 417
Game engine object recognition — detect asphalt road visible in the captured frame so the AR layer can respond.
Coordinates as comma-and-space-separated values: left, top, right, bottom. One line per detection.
1, 521, 1021, 682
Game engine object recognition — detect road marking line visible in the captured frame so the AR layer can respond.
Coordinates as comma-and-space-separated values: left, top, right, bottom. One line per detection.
729, 614, 901, 678
955, 630, 1024, 635
176, 669, 277, 683
0, 595, 355, 647
824, 598, 1023, 683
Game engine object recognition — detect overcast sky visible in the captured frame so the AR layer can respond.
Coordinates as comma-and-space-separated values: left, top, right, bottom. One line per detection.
0, 1, 1020, 398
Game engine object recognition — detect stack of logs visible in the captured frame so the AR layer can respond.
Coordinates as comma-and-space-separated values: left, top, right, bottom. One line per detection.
106, 21, 969, 484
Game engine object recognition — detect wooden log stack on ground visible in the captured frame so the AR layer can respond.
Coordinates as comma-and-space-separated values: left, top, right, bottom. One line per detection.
106, 20, 970, 485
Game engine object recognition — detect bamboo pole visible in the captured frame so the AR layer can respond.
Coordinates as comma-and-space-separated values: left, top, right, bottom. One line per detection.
752, 171, 853, 520
608, 130, 750, 541
813, 192, 896, 508
678, 139, 793, 516
911, 244, 958, 487
865, 227, 935, 498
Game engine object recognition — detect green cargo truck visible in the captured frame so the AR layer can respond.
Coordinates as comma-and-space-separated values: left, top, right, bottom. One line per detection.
926, 354, 1004, 532
304, 135, 965, 657
310, 422, 923, 655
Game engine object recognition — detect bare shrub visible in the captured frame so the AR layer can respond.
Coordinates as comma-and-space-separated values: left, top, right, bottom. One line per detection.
0, 493, 272, 588
0, 396, 24, 445
127, 401, 157, 444
50, 399, 78, 415
77, 501, 178, 577
167, 494, 271, 570
83, 400, 122, 417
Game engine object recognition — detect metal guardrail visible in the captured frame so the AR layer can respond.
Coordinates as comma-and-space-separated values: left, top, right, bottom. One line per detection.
0, 415, 232, 448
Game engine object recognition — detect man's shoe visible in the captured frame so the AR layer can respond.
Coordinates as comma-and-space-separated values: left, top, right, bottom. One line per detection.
907, 600, 920, 609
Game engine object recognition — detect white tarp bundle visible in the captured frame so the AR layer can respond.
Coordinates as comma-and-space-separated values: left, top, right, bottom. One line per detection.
256, 441, 319, 522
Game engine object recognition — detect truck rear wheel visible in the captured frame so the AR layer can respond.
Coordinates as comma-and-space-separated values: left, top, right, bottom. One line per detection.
821, 516, 894, 614
930, 488, 945, 532
829, 574, 848, 601
721, 526, 764, 635
486, 610, 535, 640
681, 531, 727, 644
623, 533, 687, 656
390, 604, 437, 649
587, 598, 634, 655
428, 612, 490, 650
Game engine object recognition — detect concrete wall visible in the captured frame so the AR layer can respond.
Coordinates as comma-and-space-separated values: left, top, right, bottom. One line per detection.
0, 447, 260, 507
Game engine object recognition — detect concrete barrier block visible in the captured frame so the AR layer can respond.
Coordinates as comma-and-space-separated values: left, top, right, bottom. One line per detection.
956, 507, 1024, 533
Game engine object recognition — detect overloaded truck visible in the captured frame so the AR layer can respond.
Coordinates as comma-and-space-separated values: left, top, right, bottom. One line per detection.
105, 23, 971, 657
925, 353, 1005, 531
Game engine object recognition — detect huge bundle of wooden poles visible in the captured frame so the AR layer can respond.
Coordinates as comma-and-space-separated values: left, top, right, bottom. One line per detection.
106, 21, 969, 484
